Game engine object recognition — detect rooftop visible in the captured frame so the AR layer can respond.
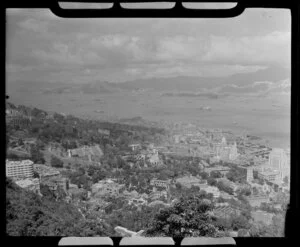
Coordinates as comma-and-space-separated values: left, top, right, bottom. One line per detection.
33, 164, 60, 176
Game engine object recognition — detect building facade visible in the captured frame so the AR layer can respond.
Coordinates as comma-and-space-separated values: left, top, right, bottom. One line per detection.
15, 178, 41, 195
6, 160, 34, 179
268, 148, 290, 181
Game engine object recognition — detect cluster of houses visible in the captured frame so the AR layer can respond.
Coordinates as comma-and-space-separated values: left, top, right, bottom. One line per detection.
124, 143, 164, 168
67, 144, 104, 162
213, 202, 241, 219
5, 159, 89, 202
48, 142, 104, 163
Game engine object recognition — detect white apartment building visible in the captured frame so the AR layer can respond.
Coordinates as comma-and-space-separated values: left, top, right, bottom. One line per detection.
268, 148, 290, 181
6, 159, 34, 179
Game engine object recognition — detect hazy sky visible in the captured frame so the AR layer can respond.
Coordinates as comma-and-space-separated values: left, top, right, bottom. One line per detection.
6, 7, 290, 83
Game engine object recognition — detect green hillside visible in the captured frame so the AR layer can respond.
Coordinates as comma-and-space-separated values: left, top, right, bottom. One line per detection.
6, 178, 110, 236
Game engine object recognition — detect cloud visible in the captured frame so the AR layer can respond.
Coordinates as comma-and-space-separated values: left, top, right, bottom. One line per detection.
6, 8, 291, 83
202, 31, 291, 66
216, 78, 290, 96
18, 18, 48, 33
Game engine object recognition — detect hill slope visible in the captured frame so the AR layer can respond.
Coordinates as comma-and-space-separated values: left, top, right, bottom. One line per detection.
6, 178, 109, 236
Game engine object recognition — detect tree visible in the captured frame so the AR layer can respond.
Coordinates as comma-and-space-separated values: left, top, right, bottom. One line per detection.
230, 215, 251, 231
210, 171, 222, 179
237, 187, 251, 197
199, 172, 209, 180
226, 167, 246, 183
207, 177, 217, 186
6, 177, 108, 236
175, 182, 182, 191
30, 146, 45, 164
50, 155, 64, 168
92, 171, 107, 183
216, 181, 234, 195
145, 194, 217, 237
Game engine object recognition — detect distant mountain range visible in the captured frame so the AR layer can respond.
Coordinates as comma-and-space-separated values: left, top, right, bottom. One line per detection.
7, 66, 289, 96
110, 65, 290, 92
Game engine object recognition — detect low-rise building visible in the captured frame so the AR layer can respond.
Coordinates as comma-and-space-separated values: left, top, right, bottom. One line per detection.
251, 210, 274, 225
213, 204, 241, 219
15, 178, 41, 195
148, 200, 170, 207
97, 128, 110, 136
219, 191, 235, 200
92, 179, 125, 197
249, 182, 272, 194
175, 175, 207, 189
123, 189, 139, 199
42, 176, 69, 193
147, 151, 162, 166
217, 178, 238, 192
67, 145, 103, 161
149, 191, 168, 201
68, 187, 87, 200
128, 197, 147, 206
33, 164, 60, 182
204, 166, 231, 176
201, 186, 220, 198
257, 169, 280, 182
150, 179, 170, 191
246, 195, 269, 207
128, 144, 141, 151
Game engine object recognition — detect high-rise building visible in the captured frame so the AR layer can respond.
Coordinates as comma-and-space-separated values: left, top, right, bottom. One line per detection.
229, 142, 239, 161
213, 137, 239, 161
268, 148, 290, 181
6, 160, 34, 179
246, 167, 254, 183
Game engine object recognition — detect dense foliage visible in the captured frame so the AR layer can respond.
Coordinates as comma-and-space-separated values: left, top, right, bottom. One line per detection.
145, 194, 218, 237
6, 178, 111, 236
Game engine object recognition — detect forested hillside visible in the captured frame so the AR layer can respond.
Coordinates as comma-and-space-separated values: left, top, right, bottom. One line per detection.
6, 178, 111, 236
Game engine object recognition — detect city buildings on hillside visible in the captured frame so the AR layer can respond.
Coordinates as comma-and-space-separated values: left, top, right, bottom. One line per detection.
128, 197, 147, 207
249, 182, 272, 195
148, 200, 170, 207
129, 144, 141, 151
92, 179, 125, 197
217, 178, 239, 192
150, 179, 170, 191
213, 204, 241, 219
213, 137, 239, 161
251, 210, 274, 225
268, 148, 290, 181
253, 148, 290, 184
246, 167, 254, 183
201, 186, 220, 198
204, 166, 231, 176
33, 164, 60, 181
6, 159, 34, 180
6, 108, 20, 117
67, 145, 103, 161
257, 169, 280, 182
68, 187, 88, 200
246, 195, 269, 207
97, 128, 110, 136
149, 190, 168, 201
175, 175, 207, 189
44, 176, 69, 193
219, 191, 235, 200
15, 178, 41, 195
147, 151, 161, 166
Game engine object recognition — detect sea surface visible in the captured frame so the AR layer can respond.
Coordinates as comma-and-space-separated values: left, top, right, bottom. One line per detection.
8, 90, 290, 149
